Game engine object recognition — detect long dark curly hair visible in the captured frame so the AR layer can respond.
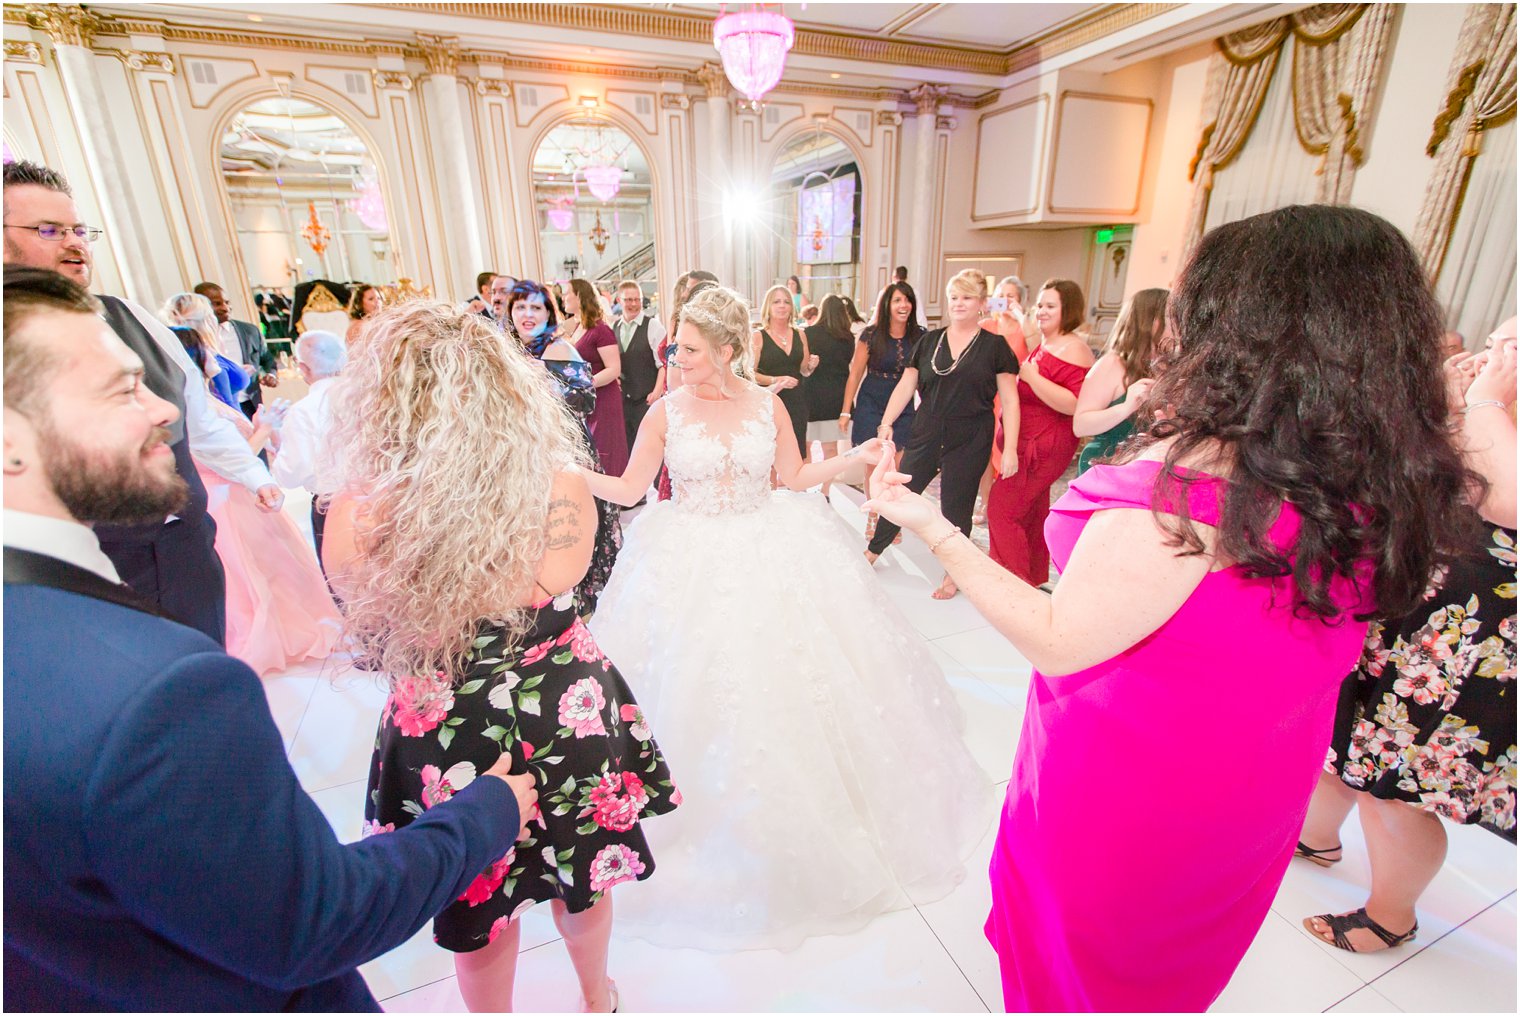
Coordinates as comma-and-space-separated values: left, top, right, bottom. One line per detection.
1127, 204, 1481, 622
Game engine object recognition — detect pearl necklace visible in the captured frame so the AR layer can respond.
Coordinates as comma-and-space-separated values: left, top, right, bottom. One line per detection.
931, 328, 980, 376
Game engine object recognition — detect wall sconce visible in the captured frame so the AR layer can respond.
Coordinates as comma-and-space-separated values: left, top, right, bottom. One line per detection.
579, 95, 599, 108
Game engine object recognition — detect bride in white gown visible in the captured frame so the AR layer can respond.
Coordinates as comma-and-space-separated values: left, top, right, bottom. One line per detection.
583, 286, 992, 951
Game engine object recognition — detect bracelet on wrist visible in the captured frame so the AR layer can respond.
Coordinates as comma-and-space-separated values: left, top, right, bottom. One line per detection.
927, 528, 961, 555
1463, 399, 1508, 414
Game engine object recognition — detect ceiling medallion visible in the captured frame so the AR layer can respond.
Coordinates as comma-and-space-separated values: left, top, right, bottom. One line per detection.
713, 4, 794, 105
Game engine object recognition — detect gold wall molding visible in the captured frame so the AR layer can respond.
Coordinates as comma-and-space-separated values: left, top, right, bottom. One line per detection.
24, 3, 102, 47
123, 50, 175, 74
910, 82, 947, 116
374, 69, 415, 91
473, 78, 510, 98
936, 114, 958, 131
659, 93, 689, 110
4, 39, 42, 64
876, 110, 904, 127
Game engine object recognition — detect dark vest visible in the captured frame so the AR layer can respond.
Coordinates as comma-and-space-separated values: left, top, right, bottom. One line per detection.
94, 296, 210, 540
619, 315, 659, 402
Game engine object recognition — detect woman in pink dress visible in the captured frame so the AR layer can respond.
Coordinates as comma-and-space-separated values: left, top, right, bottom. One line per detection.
865, 205, 1478, 1011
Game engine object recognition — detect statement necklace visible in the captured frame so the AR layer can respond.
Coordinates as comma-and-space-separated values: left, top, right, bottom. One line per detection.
931, 328, 980, 376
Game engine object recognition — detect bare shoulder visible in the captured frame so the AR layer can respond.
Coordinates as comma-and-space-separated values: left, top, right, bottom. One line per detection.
1052, 334, 1096, 366
1087, 350, 1123, 380
546, 468, 594, 548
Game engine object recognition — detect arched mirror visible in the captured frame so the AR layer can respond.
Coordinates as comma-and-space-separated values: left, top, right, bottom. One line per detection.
531, 117, 656, 297
766, 126, 863, 309
220, 97, 393, 338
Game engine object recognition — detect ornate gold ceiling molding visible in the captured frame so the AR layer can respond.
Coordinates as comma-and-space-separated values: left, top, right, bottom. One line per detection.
23, 3, 103, 47
368, 2, 1179, 77
4, 39, 43, 64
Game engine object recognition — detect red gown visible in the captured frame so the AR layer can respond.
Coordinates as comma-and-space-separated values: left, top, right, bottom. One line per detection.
986, 345, 1086, 583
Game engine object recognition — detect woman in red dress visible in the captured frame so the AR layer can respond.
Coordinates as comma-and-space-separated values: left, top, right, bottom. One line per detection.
986, 278, 1094, 583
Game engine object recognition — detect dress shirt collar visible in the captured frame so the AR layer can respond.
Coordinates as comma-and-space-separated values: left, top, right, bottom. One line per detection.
3, 508, 122, 583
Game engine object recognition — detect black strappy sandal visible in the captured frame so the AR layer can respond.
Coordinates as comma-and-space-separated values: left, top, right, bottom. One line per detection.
1303, 908, 1417, 953
1294, 840, 1343, 867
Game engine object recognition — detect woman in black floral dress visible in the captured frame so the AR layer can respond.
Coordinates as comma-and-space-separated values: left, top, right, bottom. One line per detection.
1298, 326, 1516, 954
506, 279, 622, 617
323, 300, 675, 1013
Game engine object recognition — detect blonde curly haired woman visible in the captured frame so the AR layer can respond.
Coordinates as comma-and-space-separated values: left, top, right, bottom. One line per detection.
583, 286, 993, 952
322, 302, 678, 1013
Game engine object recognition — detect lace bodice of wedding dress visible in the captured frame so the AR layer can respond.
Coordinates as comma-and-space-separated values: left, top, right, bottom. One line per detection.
662, 384, 776, 516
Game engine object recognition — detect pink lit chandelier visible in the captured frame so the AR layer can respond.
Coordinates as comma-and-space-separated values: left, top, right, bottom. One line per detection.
546, 195, 575, 231
714, 5, 794, 104
349, 169, 388, 232
583, 163, 623, 203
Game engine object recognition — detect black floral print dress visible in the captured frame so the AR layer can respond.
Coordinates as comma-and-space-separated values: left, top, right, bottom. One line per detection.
1324, 524, 1517, 841
363, 590, 679, 951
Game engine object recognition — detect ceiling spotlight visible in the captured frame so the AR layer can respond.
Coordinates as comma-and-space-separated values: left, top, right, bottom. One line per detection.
830, 73, 840, 79
247, 13, 263, 21
579, 95, 599, 108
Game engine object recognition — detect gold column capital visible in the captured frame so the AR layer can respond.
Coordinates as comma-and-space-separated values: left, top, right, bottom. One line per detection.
695, 61, 729, 99
25, 3, 103, 47
909, 83, 947, 117
414, 33, 462, 77
4, 40, 43, 64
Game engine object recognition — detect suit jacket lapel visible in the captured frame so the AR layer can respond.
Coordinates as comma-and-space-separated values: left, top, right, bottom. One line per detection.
4, 548, 166, 618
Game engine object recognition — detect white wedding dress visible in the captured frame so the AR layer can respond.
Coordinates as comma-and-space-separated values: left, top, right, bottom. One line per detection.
591, 382, 993, 952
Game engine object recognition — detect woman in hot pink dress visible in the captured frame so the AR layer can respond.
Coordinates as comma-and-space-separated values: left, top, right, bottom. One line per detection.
866, 205, 1478, 1011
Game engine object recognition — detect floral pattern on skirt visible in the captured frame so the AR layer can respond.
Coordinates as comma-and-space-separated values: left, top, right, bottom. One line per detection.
1325, 525, 1516, 840
363, 591, 679, 951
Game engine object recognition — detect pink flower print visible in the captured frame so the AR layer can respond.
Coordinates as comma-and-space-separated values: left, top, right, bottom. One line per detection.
488, 916, 511, 943
558, 621, 605, 664
589, 772, 650, 833
670, 786, 683, 807
421, 761, 477, 809
521, 636, 557, 667
620, 703, 651, 741
361, 819, 395, 838
1411, 746, 1453, 792
588, 843, 646, 893
1346, 719, 1378, 762
558, 678, 608, 738
1367, 724, 1414, 766
391, 675, 454, 738
1393, 669, 1449, 706
520, 740, 535, 762
459, 851, 515, 907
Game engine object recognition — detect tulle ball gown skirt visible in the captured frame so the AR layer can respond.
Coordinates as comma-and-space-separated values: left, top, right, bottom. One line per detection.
591, 490, 994, 951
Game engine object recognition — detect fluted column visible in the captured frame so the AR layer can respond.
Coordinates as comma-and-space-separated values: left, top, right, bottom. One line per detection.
907, 83, 946, 311
696, 62, 734, 285
415, 34, 484, 298
27, 4, 168, 302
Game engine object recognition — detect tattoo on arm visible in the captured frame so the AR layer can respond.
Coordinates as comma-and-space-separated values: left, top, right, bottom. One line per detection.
545, 496, 582, 550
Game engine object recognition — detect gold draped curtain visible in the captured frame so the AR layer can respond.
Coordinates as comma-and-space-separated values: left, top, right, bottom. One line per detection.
1183, 4, 1397, 254
1412, 3, 1518, 282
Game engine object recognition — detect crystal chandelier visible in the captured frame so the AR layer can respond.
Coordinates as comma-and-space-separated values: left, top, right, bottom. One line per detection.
583, 164, 623, 203
714, 5, 795, 104
547, 195, 575, 231
589, 210, 610, 255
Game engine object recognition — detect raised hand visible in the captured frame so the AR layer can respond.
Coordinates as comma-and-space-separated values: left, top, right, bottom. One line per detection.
1468, 337, 1517, 408
254, 484, 285, 513
1444, 351, 1480, 412
844, 437, 887, 465
862, 441, 947, 535
1124, 377, 1156, 407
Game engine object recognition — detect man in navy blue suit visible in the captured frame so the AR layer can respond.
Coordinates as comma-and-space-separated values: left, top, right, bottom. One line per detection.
2, 266, 538, 1011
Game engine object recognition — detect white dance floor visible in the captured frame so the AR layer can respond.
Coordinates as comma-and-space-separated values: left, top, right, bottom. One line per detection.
263, 489, 1516, 1013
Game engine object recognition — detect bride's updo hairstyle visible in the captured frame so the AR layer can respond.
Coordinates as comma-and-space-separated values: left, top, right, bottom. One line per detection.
679, 285, 755, 381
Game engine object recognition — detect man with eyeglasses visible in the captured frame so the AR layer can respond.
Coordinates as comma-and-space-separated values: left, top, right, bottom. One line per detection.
3, 160, 283, 645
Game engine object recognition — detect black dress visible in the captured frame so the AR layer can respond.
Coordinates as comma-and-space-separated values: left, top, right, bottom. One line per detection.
756, 326, 809, 454
540, 353, 622, 616
866, 328, 1019, 556
365, 593, 680, 951
803, 325, 854, 423
1324, 522, 1517, 841
850, 324, 921, 447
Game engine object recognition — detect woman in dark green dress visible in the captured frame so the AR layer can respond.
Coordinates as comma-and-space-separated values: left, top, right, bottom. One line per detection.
1071, 287, 1169, 474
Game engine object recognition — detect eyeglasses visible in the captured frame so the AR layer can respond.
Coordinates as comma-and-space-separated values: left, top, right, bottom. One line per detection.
3, 222, 104, 242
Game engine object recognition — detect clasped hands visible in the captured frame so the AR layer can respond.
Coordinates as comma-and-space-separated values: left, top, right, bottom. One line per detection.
863, 439, 953, 537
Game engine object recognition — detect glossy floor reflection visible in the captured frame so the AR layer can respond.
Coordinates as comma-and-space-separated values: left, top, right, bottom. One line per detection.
266, 490, 1516, 1013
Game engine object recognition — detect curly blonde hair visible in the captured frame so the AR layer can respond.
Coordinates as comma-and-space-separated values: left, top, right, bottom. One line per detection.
160, 292, 220, 352
326, 300, 590, 686
679, 285, 755, 381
